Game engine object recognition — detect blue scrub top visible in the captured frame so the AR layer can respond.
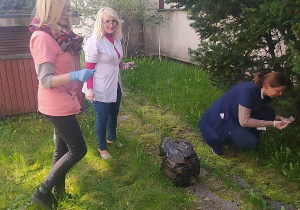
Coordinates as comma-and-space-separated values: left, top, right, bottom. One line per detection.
199, 81, 270, 144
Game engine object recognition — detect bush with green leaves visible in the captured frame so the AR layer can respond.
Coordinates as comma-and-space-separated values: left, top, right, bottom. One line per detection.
166, 0, 300, 89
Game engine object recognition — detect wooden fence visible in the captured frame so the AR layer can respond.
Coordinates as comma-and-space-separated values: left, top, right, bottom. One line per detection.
0, 56, 83, 116
0, 58, 38, 116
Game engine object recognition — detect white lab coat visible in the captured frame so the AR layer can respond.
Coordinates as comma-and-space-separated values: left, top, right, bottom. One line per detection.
82, 34, 123, 102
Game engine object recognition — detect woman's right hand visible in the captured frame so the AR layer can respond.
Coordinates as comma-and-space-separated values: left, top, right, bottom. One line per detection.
121, 61, 135, 70
85, 89, 95, 102
273, 120, 289, 130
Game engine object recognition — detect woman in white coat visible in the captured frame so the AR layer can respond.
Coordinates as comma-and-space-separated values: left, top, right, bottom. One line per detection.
83, 7, 134, 159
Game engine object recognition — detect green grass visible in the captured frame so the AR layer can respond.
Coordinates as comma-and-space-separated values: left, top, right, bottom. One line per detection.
1, 57, 299, 209
121, 57, 224, 125
122, 57, 300, 182
0, 112, 194, 209
121, 57, 300, 208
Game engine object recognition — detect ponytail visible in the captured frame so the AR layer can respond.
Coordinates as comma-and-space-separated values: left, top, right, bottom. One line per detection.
254, 72, 264, 88
254, 71, 286, 88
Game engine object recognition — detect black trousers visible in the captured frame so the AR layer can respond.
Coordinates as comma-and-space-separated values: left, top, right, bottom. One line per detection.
41, 114, 87, 191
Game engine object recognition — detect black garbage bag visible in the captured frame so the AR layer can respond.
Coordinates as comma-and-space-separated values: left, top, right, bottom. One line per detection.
159, 137, 200, 186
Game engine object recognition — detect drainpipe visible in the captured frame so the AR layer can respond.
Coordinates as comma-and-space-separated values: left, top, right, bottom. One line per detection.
158, 26, 161, 61
158, 0, 164, 61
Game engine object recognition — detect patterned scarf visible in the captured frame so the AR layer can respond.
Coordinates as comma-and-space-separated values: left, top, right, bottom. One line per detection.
28, 17, 83, 55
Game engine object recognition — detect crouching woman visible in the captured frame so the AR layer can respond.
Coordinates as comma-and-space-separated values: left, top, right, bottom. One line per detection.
199, 72, 290, 155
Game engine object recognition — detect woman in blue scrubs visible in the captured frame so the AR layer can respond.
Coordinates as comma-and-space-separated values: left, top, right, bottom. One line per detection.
199, 72, 290, 155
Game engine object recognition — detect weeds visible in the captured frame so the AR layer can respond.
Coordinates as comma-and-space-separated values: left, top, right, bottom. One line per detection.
248, 189, 267, 209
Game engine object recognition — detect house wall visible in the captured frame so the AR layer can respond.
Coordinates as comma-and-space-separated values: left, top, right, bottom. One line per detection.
144, 1, 199, 63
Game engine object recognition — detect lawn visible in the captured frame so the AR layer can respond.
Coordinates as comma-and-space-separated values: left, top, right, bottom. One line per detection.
0, 111, 194, 209
0, 57, 299, 209
120, 57, 300, 208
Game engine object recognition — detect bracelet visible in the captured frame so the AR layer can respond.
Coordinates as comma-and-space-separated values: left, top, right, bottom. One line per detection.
273, 121, 276, 127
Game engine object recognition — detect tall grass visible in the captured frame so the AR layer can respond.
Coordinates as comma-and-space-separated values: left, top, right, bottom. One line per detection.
122, 57, 223, 125
122, 57, 300, 183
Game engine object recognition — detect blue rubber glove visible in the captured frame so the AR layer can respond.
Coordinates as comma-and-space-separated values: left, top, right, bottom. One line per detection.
69, 69, 95, 82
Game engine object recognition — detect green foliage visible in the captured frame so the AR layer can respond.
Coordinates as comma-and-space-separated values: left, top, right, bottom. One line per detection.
0, 0, 35, 11
289, 39, 300, 73
249, 189, 267, 209
258, 126, 300, 182
166, 0, 300, 89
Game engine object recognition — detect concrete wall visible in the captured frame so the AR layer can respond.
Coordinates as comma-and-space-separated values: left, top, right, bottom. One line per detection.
144, 1, 200, 63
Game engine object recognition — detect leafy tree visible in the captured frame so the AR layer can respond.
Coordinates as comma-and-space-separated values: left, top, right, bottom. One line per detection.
0, 0, 35, 11
290, 21, 300, 74
73, 0, 164, 57
166, 0, 300, 89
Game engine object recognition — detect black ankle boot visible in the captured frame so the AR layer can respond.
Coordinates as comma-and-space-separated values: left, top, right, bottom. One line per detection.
31, 188, 58, 210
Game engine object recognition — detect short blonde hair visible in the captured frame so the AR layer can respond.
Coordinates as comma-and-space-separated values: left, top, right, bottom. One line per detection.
93, 7, 123, 40
34, 0, 72, 33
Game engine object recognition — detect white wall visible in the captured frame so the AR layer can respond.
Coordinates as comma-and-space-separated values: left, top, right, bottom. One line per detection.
144, 9, 200, 63
73, 0, 201, 62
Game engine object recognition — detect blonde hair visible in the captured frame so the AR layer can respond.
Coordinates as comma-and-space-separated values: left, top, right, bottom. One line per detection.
34, 0, 72, 33
93, 7, 123, 39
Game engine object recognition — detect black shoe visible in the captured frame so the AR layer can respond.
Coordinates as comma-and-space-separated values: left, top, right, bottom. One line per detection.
211, 146, 223, 156
31, 188, 58, 210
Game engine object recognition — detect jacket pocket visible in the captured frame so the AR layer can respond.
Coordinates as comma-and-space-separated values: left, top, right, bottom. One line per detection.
94, 74, 107, 93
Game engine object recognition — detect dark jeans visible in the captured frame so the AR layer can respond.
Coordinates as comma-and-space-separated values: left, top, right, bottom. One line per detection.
230, 106, 275, 149
93, 85, 122, 151
41, 114, 87, 191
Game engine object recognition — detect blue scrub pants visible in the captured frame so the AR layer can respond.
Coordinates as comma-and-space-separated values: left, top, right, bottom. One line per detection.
93, 85, 122, 151
200, 106, 275, 151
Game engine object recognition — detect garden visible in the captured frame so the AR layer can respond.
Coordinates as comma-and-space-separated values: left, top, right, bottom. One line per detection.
1, 57, 300, 209
1, 0, 299, 209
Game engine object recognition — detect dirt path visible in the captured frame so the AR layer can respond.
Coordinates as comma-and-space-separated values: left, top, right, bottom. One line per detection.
117, 90, 297, 210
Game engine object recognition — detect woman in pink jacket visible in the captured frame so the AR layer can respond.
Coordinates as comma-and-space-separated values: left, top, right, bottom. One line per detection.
29, 0, 94, 208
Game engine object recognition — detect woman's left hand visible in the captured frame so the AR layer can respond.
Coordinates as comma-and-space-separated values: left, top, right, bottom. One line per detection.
121, 61, 135, 70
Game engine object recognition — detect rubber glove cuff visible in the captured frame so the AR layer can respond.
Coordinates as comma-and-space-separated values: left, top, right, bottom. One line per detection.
69, 69, 95, 82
